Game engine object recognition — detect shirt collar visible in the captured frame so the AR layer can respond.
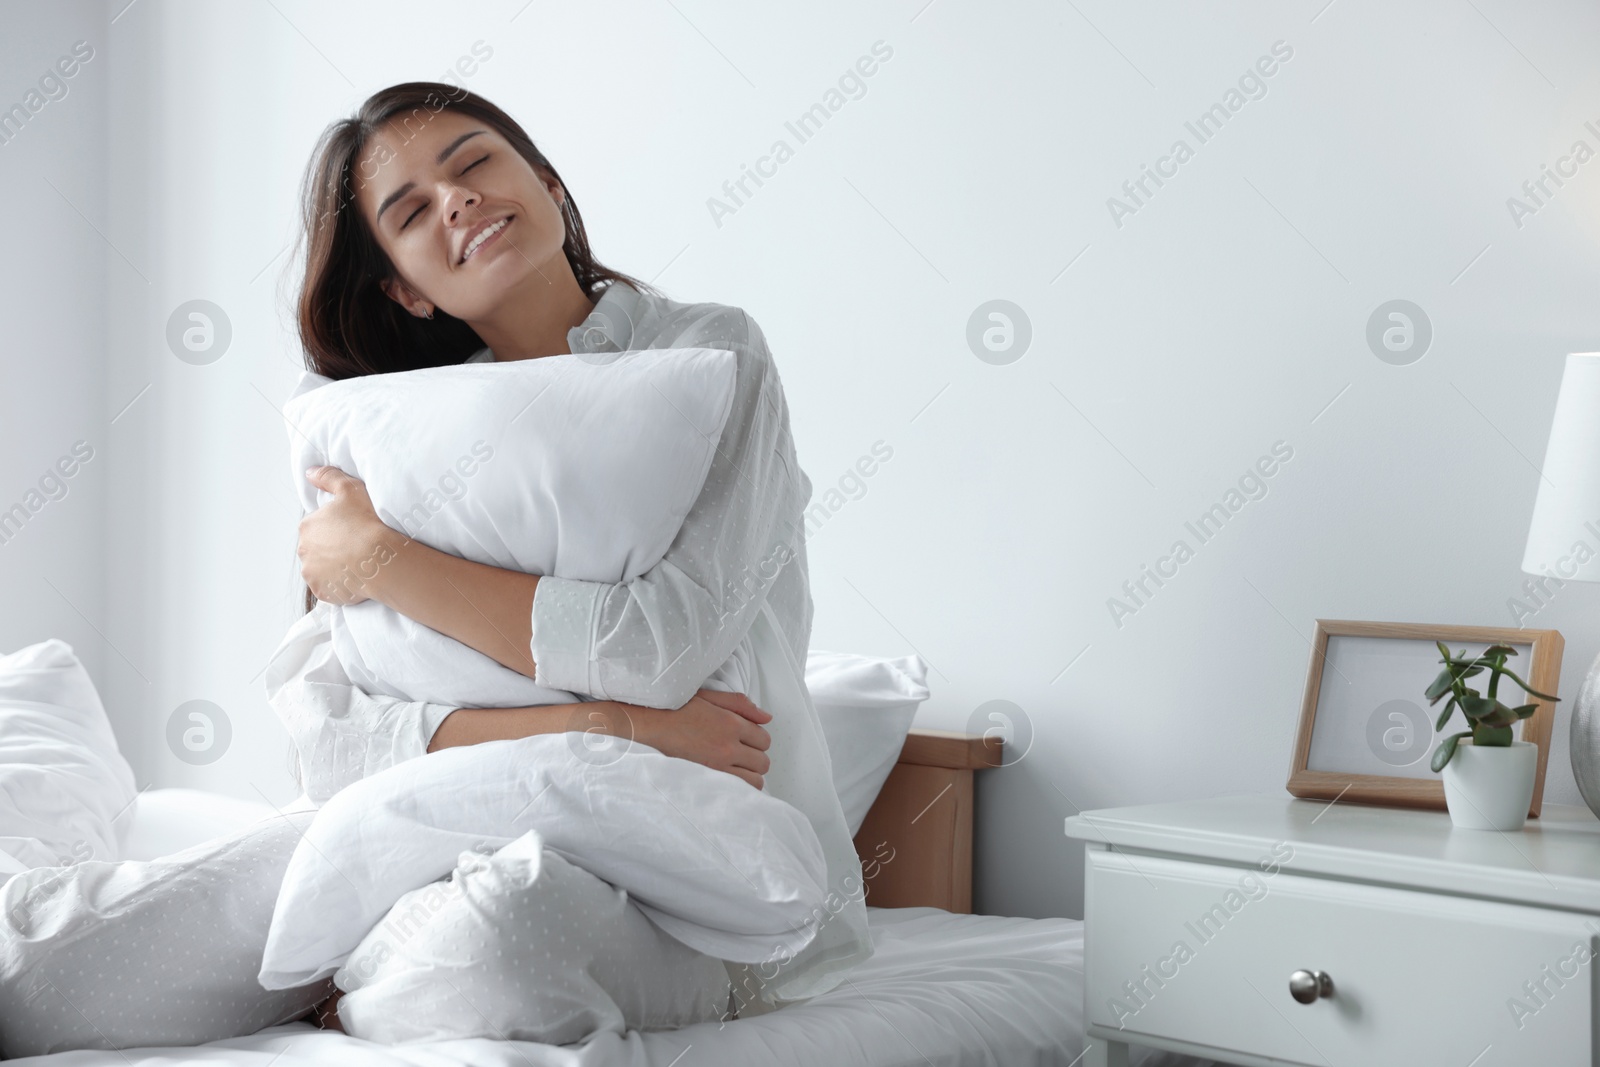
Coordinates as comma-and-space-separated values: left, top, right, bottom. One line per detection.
569, 280, 641, 354
463, 281, 642, 363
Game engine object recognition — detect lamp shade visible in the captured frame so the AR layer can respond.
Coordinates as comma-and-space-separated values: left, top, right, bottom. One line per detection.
1523, 352, 1600, 581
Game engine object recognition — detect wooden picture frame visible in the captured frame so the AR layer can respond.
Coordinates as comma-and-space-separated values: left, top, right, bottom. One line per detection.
1286, 620, 1563, 816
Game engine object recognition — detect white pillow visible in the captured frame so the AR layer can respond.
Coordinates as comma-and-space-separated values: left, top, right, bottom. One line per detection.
282, 348, 737, 710
0, 639, 137, 875
806, 651, 931, 835
0, 812, 329, 1058
260, 732, 829, 990
334, 831, 732, 1045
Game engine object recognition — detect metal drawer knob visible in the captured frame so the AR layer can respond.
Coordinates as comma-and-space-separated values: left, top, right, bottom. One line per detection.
1288, 969, 1334, 1004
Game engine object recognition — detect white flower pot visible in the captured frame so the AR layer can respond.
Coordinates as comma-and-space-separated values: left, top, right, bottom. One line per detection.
1440, 739, 1536, 831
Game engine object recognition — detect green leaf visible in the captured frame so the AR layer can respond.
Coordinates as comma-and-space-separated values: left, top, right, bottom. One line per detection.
1476, 701, 1522, 729
1460, 693, 1499, 720
1473, 724, 1514, 747
1481, 644, 1518, 658
1432, 731, 1471, 772
1425, 667, 1458, 703
1434, 696, 1459, 733
1512, 703, 1538, 719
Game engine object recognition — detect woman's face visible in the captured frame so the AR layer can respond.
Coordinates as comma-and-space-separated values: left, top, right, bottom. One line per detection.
354, 108, 566, 322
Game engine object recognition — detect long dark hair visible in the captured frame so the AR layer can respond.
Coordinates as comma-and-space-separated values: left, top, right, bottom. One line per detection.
297, 81, 657, 379
294, 81, 657, 613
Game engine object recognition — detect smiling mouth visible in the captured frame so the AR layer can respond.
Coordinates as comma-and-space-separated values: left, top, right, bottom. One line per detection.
460, 216, 512, 264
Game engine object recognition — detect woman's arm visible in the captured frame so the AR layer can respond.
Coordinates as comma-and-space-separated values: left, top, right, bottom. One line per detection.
264, 603, 774, 796
429, 689, 773, 790
264, 602, 462, 802
296, 468, 544, 680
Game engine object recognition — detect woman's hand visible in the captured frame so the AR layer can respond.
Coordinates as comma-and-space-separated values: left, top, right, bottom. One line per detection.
297, 466, 399, 606
634, 689, 773, 790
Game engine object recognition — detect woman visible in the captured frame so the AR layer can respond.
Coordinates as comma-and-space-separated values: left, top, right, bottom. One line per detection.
264, 82, 873, 1034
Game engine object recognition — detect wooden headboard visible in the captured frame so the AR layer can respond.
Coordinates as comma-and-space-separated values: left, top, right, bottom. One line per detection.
851, 728, 1002, 913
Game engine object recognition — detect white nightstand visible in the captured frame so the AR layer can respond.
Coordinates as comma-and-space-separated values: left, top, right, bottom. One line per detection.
1064, 795, 1600, 1067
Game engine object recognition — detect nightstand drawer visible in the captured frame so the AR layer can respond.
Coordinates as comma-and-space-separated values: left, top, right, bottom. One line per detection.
1084, 849, 1595, 1067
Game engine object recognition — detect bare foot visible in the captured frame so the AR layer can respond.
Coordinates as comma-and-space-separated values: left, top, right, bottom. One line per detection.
312, 988, 345, 1033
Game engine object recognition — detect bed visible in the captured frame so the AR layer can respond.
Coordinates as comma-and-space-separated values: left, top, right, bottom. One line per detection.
6, 730, 1210, 1067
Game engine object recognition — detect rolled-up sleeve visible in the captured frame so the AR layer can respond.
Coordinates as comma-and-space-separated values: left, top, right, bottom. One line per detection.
262, 601, 458, 803
529, 310, 809, 709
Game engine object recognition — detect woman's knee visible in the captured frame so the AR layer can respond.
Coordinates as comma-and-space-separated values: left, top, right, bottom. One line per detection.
334, 832, 729, 1044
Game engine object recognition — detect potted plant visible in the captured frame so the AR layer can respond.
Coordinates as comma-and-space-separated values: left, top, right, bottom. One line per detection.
1425, 642, 1558, 830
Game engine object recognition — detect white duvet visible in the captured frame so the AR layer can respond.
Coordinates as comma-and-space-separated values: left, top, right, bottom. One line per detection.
1, 785, 1205, 1066
259, 733, 830, 989
9, 908, 1123, 1067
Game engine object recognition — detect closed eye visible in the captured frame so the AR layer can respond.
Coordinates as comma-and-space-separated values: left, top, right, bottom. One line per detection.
398, 156, 488, 231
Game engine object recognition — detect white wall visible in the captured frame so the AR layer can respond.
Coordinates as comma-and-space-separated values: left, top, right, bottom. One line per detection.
12, 0, 1600, 920
0, 2, 107, 693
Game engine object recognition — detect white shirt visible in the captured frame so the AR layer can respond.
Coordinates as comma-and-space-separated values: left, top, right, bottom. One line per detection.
262, 280, 872, 1004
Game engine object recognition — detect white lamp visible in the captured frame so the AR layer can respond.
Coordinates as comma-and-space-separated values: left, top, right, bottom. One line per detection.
1522, 351, 1600, 816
